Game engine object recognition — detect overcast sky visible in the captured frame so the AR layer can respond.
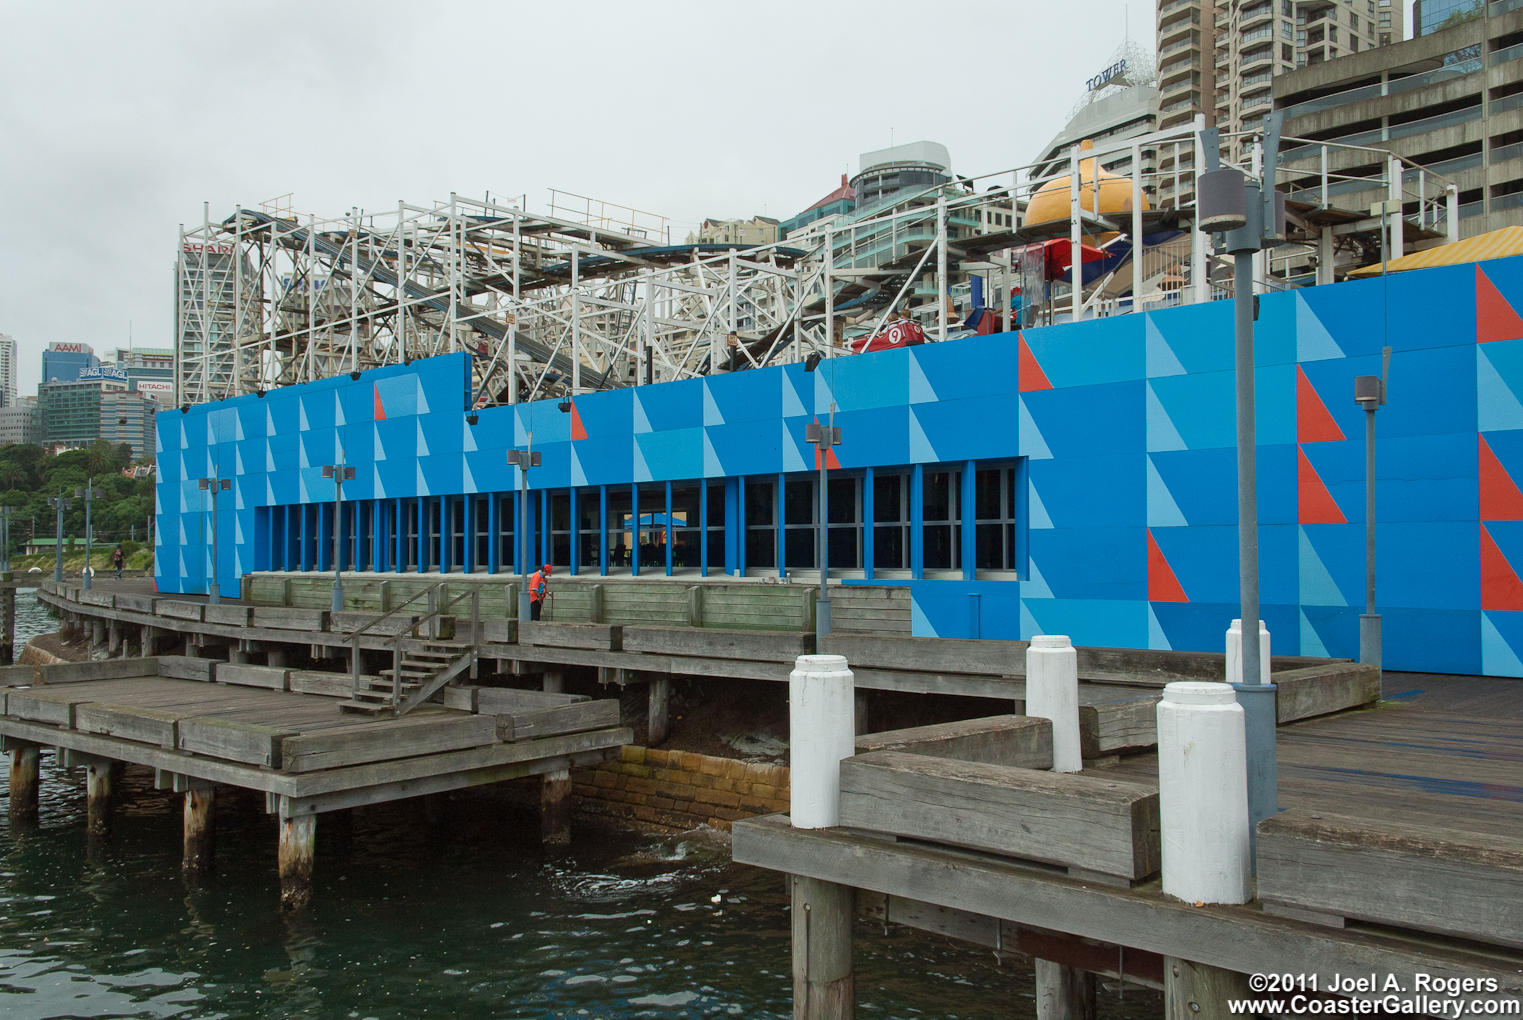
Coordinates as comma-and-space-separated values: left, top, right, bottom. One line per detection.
2, 0, 1165, 397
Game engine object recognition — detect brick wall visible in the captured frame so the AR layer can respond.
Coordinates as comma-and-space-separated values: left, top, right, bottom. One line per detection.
571, 746, 790, 833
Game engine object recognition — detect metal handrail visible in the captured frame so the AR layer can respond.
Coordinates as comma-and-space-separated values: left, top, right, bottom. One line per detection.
348, 582, 445, 691
385, 586, 481, 714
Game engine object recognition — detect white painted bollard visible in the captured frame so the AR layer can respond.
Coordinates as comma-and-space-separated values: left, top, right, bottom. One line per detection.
1026, 635, 1082, 773
1225, 618, 1270, 685
789, 654, 856, 829
1157, 681, 1251, 905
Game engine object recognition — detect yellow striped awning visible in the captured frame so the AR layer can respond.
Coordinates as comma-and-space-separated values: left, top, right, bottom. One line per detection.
1346, 226, 1523, 277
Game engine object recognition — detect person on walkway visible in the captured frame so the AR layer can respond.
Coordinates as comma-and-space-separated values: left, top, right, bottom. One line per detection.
112, 545, 125, 579
529, 562, 552, 620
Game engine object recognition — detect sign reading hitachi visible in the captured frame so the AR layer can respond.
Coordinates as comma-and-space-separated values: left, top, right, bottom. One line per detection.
1086, 59, 1128, 91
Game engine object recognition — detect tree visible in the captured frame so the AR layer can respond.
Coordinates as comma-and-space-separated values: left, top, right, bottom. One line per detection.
0, 463, 24, 490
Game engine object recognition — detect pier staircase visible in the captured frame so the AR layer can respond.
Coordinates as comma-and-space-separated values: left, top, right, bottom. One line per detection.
338, 639, 476, 716
336, 583, 481, 717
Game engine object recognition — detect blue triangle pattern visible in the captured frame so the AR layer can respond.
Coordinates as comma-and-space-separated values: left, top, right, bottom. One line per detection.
1019, 600, 1042, 640
908, 407, 937, 462
1146, 383, 1188, 452
1299, 526, 1348, 606
633, 436, 654, 482
910, 598, 939, 637
1299, 609, 1330, 657
908, 351, 938, 403
1145, 315, 1187, 377
1477, 346, 1523, 432
1148, 605, 1172, 650
1296, 292, 1345, 362
1018, 399, 1053, 460
1029, 479, 1054, 529
782, 423, 809, 472
703, 431, 724, 477
632, 391, 653, 434
1146, 456, 1188, 527
702, 383, 725, 426
569, 446, 587, 487
1482, 612, 1523, 677
1024, 558, 1055, 597
782, 373, 806, 418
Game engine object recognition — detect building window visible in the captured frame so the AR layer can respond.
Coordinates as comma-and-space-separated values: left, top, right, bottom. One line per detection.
578, 489, 601, 570
874, 471, 910, 571
606, 487, 634, 568
671, 484, 702, 569
922, 467, 961, 572
1380, 31, 1391, 43
473, 494, 490, 571
744, 478, 775, 571
549, 493, 571, 568
828, 476, 862, 569
974, 466, 1020, 572
706, 483, 725, 573
1283, 42, 1295, 59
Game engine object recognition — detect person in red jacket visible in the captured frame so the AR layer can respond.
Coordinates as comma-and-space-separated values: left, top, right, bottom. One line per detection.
529, 563, 552, 620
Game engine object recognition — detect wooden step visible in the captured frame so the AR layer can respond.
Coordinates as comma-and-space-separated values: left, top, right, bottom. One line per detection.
338, 700, 394, 716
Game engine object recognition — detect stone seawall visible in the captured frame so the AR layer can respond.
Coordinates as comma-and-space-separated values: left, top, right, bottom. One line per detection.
571, 746, 789, 833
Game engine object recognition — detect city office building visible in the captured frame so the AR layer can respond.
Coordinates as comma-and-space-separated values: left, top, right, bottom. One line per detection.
0, 397, 38, 446
778, 175, 856, 238
103, 346, 175, 403
684, 216, 781, 246
101, 389, 158, 460
42, 341, 98, 385
1413, 0, 1488, 35
849, 141, 954, 213
0, 334, 15, 407
40, 378, 118, 448
1274, 2, 1523, 243
1156, 0, 1405, 163
156, 253, 1523, 677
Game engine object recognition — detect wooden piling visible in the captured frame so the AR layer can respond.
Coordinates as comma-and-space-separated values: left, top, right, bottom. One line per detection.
8, 745, 39, 825
1035, 959, 1096, 1020
0, 585, 15, 666
542, 670, 564, 694
91, 619, 105, 653
86, 762, 114, 838
140, 625, 154, 657
540, 767, 572, 848
791, 875, 854, 1020
1165, 957, 1249, 1019
647, 676, 670, 745
854, 691, 870, 736
107, 621, 122, 657
183, 788, 215, 874
279, 813, 316, 911
266, 647, 288, 668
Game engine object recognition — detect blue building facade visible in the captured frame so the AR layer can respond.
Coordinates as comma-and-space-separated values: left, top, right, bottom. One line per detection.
157, 255, 1523, 676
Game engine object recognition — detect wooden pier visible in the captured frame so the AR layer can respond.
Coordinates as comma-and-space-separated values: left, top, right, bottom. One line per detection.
734, 680, 1523, 1018
2, 586, 630, 908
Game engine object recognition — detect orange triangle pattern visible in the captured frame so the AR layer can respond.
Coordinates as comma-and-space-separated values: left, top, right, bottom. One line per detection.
569, 401, 588, 441
1298, 446, 1347, 524
811, 417, 843, 470
1147, 529, 1188, 602
1481, 524, 1523, 611
1018, 331, 1053, 392
1477, 266, 1523, 344
1480, 435, 1523, 520
373, 384, 386, 421
1296, 365, 1345, 443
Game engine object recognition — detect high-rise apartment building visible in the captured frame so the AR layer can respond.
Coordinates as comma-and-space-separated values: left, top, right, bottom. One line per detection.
1412, 0, 1485, 35
101, 389, 158, 461
0, 397, 38, 446
1157, 0, 1406, 161
0, 334, 15, 407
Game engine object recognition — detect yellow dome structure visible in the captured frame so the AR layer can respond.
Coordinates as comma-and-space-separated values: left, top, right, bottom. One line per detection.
1025, 139, 1149, 229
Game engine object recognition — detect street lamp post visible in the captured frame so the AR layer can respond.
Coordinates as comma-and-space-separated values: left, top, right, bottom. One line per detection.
506, 436, 540, 622
48, 493, 73, 582
321, 454, 356, 613
197, 476, 231, 603
76, 479, 103, 590
805, 405, 841, 640
1355, 349, 1391, 667
1195, 114, 1286, 868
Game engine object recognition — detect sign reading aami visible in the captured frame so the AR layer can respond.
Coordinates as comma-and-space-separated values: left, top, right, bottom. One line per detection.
1086, 59, 1129, 92
47, 342, 91, 354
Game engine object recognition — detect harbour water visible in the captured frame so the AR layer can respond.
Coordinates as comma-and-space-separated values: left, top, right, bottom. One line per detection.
1, 590, 1163, 1019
